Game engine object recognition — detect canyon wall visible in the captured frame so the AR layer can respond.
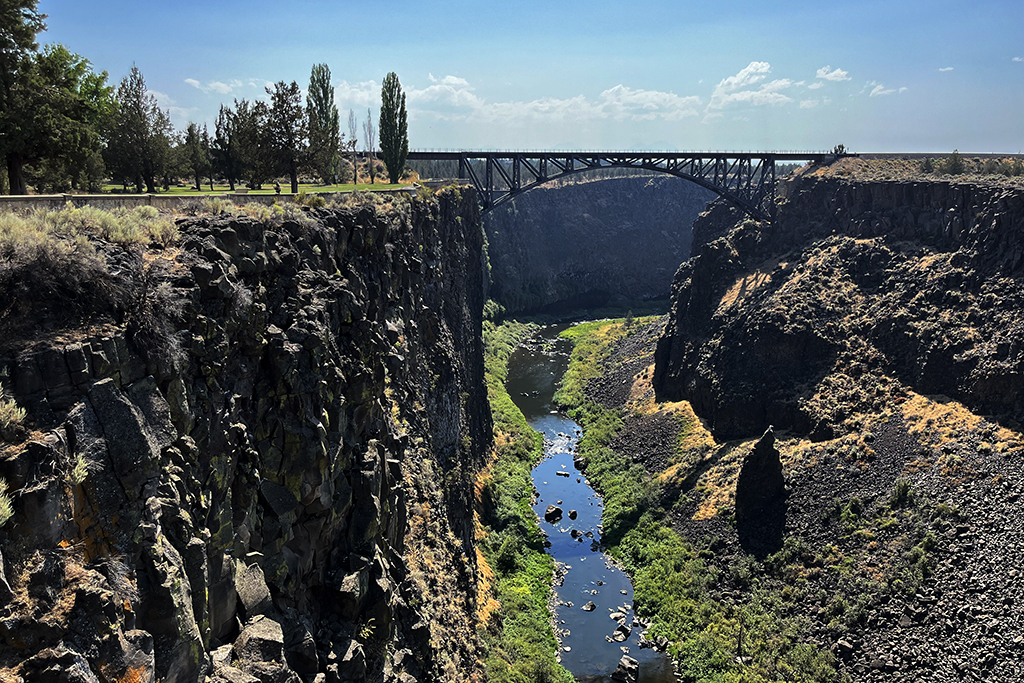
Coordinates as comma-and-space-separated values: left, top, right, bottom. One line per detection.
655, 173, 1024, 439
0, 190, 490, 682
484, 175, 714, 314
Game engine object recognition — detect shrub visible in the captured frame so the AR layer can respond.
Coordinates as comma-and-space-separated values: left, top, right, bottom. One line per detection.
919, 157, 934, 173
295, 191, 326, 208
0, 384, 26, 441
0, 479, 11, 527
889, 480, 913, 508
939, 150, 964, 175
201, 197, 235, 215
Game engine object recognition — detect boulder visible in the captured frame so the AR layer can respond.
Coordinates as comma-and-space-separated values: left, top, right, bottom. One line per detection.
544, 505, 563, 523
610, 654, 640, 682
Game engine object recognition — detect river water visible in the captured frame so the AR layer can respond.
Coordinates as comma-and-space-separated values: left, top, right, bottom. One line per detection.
505, 325, 675, 683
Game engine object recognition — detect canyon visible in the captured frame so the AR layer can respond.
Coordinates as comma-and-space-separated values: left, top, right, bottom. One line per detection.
1, 162, 1022, 683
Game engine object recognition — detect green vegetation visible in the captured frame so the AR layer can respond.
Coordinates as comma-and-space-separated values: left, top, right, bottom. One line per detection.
478, 320, 574, 683
555, 319, 847, 683
379, 72, 409, 185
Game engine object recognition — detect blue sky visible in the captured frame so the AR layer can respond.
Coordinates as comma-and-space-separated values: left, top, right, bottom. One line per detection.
38, 0, 1023, 152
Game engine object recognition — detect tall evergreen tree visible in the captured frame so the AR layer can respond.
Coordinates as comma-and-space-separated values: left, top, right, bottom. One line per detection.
212, 104, 239, 191
104, 65, 172, 193
0, 0, 45, 193
183, 121, 211, 190
232, 97, 274, 189
267, 80, 306, 194
379, 71, 408, 184
306, 63, 340, 185
10, 44, 112, 193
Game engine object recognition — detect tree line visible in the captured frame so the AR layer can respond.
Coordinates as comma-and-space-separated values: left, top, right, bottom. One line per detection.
0, 2, 409, 195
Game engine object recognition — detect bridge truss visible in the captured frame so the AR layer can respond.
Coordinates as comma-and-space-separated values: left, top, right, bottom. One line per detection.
406, 150, 843, 221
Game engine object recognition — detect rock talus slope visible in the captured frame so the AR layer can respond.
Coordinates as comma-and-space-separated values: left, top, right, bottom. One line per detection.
0, 189, 490, 683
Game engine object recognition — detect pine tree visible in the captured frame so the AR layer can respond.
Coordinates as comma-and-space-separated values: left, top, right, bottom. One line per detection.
379, 72, 408, 184
307, 63, 340, 185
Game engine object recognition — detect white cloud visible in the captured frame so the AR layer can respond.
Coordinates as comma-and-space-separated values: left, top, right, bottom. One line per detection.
335, 80, 381, 111
184, 78, 244, 95
706, 61, 793, 111
807, 81, 824, 90
800, 99, 819, 109
1013, 57, 1023, 62
899, 87, 908, 93
816, 65, 851, 81
939, 67, 954, 72
428, 73, 470, 87
398, 75, 701, 125
870, 84, 896, 97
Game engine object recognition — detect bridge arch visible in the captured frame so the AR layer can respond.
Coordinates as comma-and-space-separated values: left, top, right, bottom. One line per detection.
407, 150, 844, 222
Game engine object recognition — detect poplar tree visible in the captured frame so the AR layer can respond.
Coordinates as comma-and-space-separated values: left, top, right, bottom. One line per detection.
347, 108, 358, 183
306, 63, 340, 185
378, 71, 408, 184
362, 108, 376, 184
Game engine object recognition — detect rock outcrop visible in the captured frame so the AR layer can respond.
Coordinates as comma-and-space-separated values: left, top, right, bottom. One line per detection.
485, 175, 713, 313
655, 173, 1024, 439
0, 189, 490, 682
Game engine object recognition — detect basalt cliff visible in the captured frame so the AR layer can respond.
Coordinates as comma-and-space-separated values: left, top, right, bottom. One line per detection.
621, 164, 1024, 681
655, 170, 1024, 440
485, 175, 713, 314
0, 190, 490, 683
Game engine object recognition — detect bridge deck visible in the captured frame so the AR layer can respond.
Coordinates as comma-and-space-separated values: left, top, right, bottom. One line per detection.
407, 150, 852, 220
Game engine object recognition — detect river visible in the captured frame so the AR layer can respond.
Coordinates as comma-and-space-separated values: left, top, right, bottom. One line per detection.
505, 325, 675, 683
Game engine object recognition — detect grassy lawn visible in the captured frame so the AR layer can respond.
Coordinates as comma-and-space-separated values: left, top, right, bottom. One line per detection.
98, 181, 409, 195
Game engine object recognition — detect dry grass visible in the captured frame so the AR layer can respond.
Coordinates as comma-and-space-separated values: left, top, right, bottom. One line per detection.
692, 443, 747, 520
901, 391, 1024, 462
717, 257, 784, 313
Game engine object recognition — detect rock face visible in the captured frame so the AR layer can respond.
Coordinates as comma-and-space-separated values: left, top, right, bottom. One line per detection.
654, 174, 1024, 439
0, 189, 490, 682
734, 427, 784, 522
734, 426, 786, 557
485, 175, 714, 313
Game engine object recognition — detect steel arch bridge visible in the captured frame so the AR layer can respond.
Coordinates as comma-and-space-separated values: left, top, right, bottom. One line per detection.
406, 150, 849, 222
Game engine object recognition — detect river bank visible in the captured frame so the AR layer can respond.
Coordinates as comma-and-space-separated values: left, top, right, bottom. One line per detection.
504, 326, 675, 682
